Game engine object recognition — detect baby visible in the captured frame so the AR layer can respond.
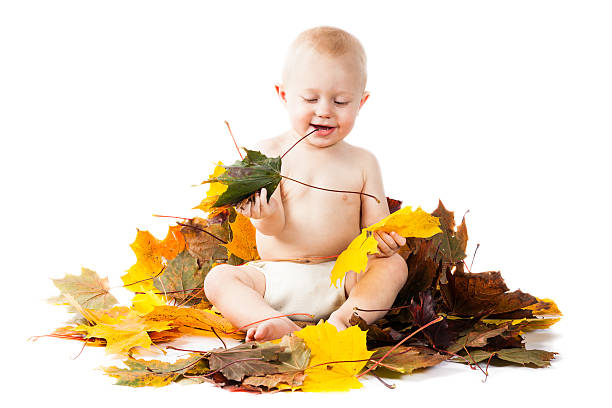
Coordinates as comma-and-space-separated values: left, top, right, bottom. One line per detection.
204, 26, 408, 342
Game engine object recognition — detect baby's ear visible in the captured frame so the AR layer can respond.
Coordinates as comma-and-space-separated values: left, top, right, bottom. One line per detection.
359, 91, 370, 110
275, 83, 288, 104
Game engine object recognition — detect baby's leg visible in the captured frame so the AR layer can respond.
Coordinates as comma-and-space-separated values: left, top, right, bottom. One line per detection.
328, 253, 408, 330
204, 264, 300, 341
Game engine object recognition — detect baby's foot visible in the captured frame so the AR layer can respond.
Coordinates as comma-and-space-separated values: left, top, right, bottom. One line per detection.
327, 312, 349, 332
245, 318, 301, 342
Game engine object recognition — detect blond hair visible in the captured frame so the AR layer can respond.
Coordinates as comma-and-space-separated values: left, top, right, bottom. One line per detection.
282, 26, 367, 88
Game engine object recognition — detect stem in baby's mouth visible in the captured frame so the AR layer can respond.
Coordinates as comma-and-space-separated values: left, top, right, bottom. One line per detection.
280, 128, 318, 159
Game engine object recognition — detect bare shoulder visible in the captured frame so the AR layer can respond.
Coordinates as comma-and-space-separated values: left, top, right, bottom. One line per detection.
253, 133, 288, 157
340, 142, 381, 173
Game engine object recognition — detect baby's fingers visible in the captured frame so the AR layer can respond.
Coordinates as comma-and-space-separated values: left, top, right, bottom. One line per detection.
391, 231, 406, 247
379, 231, 399, 250
259, 188, 268, 204
251, 191, 262, 218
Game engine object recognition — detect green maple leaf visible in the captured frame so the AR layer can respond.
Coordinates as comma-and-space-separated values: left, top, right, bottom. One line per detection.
204, 148, 282, 208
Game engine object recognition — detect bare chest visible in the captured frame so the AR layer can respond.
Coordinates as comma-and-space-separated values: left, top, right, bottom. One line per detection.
279, 153, 364, 205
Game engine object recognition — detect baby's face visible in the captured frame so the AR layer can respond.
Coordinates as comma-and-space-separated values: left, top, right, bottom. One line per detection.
278, 47, 369, 148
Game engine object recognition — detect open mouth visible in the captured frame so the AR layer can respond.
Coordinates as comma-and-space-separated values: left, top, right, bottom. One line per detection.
311, 124, 335, 131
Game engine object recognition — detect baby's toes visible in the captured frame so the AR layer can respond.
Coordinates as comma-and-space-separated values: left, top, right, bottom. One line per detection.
245, 327, 257, 342
254, 324, 271, 342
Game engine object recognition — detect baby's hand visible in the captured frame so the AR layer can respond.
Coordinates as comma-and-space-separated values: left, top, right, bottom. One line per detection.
235, 188, 279, 219
373, 231, 406, 258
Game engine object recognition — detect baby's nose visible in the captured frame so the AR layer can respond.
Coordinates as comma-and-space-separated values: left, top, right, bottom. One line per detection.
315, 100, 333, 117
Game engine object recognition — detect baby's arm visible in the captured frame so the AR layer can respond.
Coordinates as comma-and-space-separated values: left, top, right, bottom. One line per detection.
359, 151, 406, 256
236, 185, 285, 236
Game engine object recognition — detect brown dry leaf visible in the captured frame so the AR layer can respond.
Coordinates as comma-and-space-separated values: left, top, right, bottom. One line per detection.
367, 345, 448, 374
180, 217, 230, 263
446, 323, 511, 354
243, 372, 306, 389
447, 269, 537, 316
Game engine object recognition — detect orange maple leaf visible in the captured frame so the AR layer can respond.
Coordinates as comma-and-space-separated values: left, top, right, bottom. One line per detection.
121, 225, 185, 292
223, 213, 259, 261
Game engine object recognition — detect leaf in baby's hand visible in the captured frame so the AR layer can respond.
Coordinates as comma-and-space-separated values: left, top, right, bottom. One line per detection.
202, 149, 281, 208
330, 207, 441, 287
364, 206, 442, 238
49, 267, 118, 311
330, 231, 379, 288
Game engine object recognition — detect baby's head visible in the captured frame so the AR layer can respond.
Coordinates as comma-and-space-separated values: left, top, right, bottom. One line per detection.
277, 26, 370, 148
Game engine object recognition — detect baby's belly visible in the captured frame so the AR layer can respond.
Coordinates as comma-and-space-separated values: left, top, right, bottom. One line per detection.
256, 200, 362, 261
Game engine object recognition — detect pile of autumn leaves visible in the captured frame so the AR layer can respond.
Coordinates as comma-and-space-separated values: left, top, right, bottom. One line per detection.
41, 159, 561, 393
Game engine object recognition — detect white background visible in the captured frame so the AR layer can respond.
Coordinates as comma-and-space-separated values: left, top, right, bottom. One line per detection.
2, 0, 610, 406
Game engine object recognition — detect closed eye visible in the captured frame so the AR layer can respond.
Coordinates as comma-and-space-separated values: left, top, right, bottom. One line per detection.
335, 101, 349, 105
303, 97, 318, 103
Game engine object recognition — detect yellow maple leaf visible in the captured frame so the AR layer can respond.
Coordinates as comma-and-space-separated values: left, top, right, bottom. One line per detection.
330, 206, 442, 287
195, 162, 228, 214
121, 226, 185, 293
131, 290, 167, 315
483, 297, 563, 332
523, 298, 563, 316
144, 305, 243, 339
330, 231, 379, 288
294, 321, 373, 392
364, 206, 442, 237
223, 213, 259, 261
74, 309, 173, 354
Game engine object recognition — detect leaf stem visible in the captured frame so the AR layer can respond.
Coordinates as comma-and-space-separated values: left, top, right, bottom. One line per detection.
177, 222, 228, 244
225, 120, 244, 160
211, 327, 227, 350
280, 128, 318, 159
224, 313, 316, 335
280, 174, 380, 203
356, 315, 443, 378
152, 214, 194, 221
